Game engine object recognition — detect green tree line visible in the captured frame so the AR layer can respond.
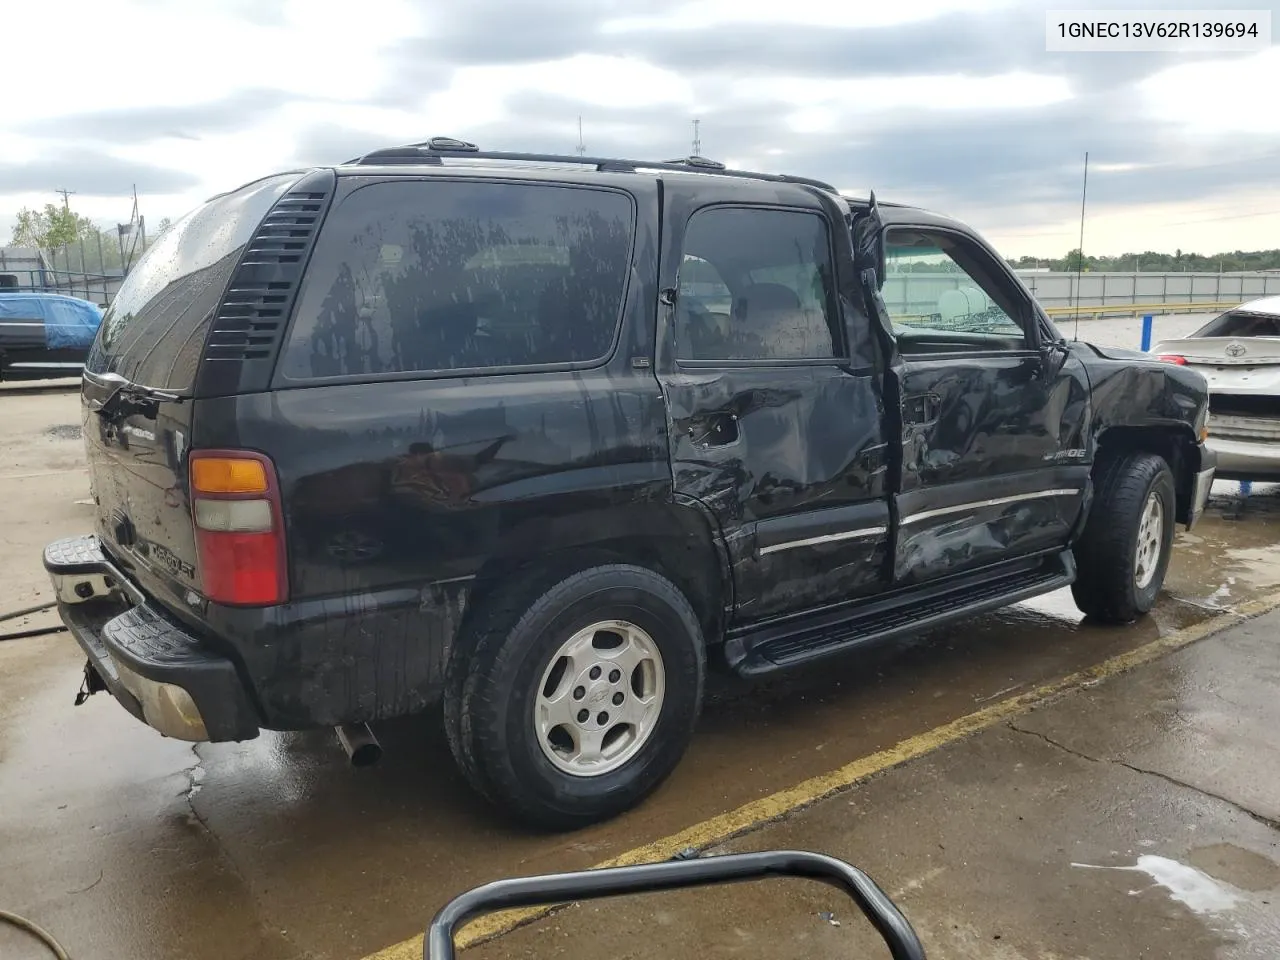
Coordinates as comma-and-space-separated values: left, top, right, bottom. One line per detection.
1008, 248, 1280, 272
9, 203, 171, 274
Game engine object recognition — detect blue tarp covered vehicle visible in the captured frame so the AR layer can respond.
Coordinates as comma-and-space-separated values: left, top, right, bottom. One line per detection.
0, 291, 103, 381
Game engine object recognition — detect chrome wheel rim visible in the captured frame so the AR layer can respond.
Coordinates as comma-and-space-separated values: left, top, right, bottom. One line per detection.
533, 619, 666, 777
1135, 492, 1164, 590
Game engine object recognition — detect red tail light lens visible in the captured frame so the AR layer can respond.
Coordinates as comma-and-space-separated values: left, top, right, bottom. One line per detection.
189, 451, 287, 606
1156, 354, 1187, 365
196, 531, 284, 605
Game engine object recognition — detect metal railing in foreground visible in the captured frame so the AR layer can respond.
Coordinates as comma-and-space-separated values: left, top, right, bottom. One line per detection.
425, 849, 927, 960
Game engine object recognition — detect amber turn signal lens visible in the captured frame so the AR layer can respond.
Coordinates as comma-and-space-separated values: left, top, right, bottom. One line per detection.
191, 457, 269, 494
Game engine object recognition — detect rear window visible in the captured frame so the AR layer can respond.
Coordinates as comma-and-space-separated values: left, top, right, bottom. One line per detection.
86, 173, 302, 390
277, 179, 634, 382
1193, 310, 1280, 338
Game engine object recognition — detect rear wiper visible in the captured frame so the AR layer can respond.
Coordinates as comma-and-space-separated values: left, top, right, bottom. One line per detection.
87, 372, 186, 422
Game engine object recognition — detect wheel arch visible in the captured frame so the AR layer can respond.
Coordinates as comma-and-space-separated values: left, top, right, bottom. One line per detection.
1094, 423, 1204, 526
458, 500, 732, 654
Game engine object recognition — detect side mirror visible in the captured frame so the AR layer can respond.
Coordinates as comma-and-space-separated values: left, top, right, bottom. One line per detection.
1039, 339, 1070, 379
1024, 310, 1063, 379
852, 192, 887, 290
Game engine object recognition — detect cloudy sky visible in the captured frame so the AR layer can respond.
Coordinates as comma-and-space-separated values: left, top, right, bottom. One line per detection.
4, 0, 1279, 257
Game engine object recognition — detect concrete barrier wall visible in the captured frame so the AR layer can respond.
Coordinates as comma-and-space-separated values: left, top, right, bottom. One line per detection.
1013, 271, 1280, 309
881, 270, 1280, 320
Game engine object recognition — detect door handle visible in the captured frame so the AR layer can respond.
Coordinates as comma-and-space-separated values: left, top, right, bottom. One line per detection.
903, 392, 940, 425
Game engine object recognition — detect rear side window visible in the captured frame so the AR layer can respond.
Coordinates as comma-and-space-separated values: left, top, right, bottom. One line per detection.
278, 180, 635, 381
86, 173, 301, 390
675, 207, 840, 362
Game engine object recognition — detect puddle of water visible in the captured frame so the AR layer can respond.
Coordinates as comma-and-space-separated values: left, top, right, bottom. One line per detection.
1168, 487, 1280, 610
1134, 855, 1243, 914
1016, 586, 1085, 624
1223, 546, 1280, 590
1187, 844, 1280, 893
1072, 856, 1242, 914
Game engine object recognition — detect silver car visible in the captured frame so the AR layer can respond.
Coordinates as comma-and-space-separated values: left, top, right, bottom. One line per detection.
1151, 295, 1280, 480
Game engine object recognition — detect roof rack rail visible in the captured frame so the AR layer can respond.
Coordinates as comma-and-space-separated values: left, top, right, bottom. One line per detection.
345, 137, 840, 193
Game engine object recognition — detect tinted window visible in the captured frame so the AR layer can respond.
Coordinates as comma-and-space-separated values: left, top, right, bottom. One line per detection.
678, 255, 731, 315
279, 180, 634, 381
1193, 310, 1280, 338
676, 207, 839, 361
86, 173, 301, 390
882, 231, 1025, 339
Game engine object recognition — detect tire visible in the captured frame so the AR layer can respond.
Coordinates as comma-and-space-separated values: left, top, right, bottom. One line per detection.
1071, 451, 1176, 624
442, 564, 705, 830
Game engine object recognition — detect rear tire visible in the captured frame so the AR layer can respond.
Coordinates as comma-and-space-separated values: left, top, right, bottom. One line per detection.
443, 564, 705, 830
1071, 451, 1176, 624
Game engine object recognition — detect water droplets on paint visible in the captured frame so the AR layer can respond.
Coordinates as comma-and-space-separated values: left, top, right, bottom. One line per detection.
1072, 855, 1241, 915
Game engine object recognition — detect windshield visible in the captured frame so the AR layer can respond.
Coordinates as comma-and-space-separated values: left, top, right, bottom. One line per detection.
86, 172, 302, 390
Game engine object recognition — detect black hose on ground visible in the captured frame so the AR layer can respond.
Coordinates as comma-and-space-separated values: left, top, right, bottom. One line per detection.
0, 624, 68, 642
0, 600, 64, 642
0, 600, 58, 623
0, 909, 72, 959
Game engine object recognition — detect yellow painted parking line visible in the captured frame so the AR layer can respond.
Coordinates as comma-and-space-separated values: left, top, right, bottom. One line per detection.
364, 590, 1280, 960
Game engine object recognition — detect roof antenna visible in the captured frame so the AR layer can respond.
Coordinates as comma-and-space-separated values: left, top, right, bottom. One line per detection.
1072, 150, 1089, 342
576, 116, 586, 157
691, 118, 701, 158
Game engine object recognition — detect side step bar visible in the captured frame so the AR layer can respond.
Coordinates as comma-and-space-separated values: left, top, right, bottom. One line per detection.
725, 550, 1076, 677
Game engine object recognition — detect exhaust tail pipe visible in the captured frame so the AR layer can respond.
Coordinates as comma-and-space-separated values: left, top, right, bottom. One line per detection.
336, 722, 382, 767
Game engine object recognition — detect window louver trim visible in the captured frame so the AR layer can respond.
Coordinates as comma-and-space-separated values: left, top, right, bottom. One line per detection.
203, 190, 328, 363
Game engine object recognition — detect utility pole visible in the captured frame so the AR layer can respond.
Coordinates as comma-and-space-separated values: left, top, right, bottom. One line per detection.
54, 188, 76, 210
691, 118, 701, 157
1072, 151, 1089, 342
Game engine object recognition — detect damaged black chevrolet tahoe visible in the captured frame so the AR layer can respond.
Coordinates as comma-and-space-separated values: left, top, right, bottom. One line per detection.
46, 139, 1216, 829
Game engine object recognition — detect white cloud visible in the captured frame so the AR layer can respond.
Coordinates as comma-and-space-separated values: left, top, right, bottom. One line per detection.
4, 0, 419, 123
604, 0, 1018, 32
1139, 46, 1280, 135
3, 1, 1280, 257
979, 185, 1280, 258
731, 71, 1073, 112
425, 56, 694, 130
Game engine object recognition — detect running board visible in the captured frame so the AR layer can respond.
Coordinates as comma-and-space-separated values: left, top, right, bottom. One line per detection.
725, 550, 1076, 677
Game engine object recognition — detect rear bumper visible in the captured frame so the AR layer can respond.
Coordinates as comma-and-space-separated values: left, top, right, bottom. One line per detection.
1206, 437, 1280, 481
43, 535, 261, 742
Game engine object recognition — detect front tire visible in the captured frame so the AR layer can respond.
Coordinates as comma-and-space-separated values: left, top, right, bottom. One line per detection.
1071, 451, 1176, 623
443, 564, 705, 830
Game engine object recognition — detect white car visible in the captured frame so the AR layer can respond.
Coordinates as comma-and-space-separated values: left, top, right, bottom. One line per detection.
1151, 295, 1280, 481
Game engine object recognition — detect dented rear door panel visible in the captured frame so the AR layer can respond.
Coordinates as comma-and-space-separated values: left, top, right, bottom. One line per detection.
664, 366, 890, 621
656, 179, 891, 625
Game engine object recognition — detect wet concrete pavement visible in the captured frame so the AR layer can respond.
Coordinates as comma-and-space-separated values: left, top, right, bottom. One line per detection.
467, 608, 1280, 960
1, 351, 1279, 960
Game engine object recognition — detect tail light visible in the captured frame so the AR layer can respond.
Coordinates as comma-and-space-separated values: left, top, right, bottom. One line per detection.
189, 450, 287, 606
1156, 354, 1187, 365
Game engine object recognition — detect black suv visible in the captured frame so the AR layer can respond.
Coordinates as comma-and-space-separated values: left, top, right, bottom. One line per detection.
46, 139, 1216, 829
